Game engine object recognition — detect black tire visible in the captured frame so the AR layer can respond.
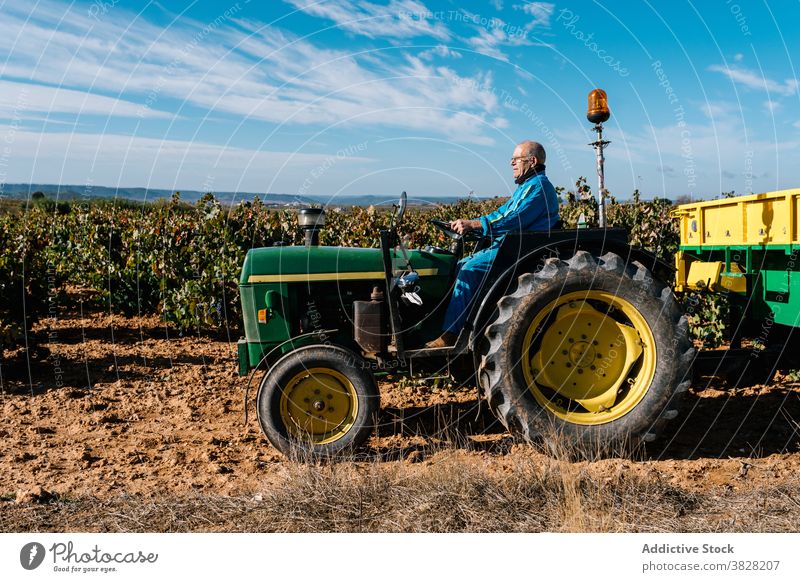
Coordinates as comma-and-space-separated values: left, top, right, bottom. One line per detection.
478, 250, 694, 451
256, 345, 380, 459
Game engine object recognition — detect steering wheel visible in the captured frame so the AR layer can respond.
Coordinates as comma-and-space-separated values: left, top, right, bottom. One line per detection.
430, 219, 482, 241
430, 219, 460, 240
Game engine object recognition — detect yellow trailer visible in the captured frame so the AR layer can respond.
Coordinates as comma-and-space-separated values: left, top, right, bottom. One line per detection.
675, 189, 800, 329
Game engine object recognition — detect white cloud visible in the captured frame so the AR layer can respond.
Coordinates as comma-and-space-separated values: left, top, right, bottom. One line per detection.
282, 0, 450, 40
0, 80, 171, 120
700, 101, 735, 119
764, 99, 781, 113
734, 53, 744, 62
419, 45, 462, 60
461, 10, 551, 61
0, 1, 503, 145
226, 24, 502, 143
709, 64, 799, 97
465, 26, 515, 61
514, 2, 556, 27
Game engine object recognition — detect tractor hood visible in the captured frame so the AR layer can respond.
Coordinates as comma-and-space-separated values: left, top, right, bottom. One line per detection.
239, 245, 453, 285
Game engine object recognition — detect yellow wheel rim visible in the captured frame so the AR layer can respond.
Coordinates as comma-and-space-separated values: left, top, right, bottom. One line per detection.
279, 367, 358, 444
521, 290, 656, 425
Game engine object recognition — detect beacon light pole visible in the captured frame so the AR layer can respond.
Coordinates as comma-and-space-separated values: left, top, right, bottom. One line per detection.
587, 89, 611, 228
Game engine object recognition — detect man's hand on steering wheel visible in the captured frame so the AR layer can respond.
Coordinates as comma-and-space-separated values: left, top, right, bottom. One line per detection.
450, 219, 482, 235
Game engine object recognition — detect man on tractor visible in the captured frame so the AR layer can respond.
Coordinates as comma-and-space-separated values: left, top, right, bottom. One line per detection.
426, 140, 560, 348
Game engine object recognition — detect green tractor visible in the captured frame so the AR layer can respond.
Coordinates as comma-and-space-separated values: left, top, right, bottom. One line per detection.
237, 193, 694, 458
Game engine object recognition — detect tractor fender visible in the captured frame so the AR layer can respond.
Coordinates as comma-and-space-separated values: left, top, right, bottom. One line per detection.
468, 240, 671, 351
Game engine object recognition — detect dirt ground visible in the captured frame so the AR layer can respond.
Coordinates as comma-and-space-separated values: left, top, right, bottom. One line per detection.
2, 303, 800, 531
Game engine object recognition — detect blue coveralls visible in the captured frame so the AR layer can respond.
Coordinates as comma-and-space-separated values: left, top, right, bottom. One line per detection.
442, 171, 560, 334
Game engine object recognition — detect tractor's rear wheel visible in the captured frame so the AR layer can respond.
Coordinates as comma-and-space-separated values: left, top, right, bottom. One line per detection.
478, 251, 694, 451
256, 345, 380, 459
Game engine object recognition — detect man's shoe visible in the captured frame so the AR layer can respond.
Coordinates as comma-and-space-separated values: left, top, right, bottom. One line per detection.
425, 331, 458, 349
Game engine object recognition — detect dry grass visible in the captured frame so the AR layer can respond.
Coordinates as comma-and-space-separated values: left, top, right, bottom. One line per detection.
4, 443, 799, 533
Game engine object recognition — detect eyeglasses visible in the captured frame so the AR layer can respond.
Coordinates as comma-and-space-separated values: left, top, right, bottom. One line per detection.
510, 155, 532, 163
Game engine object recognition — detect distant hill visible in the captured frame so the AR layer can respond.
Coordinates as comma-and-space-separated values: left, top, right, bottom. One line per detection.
1, 184, 481, 207
1, 184, 313, 206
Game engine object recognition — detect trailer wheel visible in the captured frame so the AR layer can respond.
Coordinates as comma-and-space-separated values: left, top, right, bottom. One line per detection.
479, 251, 694, 451
256, 345, 380, 459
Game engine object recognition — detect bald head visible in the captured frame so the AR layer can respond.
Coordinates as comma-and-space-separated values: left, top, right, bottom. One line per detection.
510, 140, 546, 182
517, 140, 546, 164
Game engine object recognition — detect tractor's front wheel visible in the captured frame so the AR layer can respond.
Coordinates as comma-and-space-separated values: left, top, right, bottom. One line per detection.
479, 251, 694, 451
256, 345, 380, 459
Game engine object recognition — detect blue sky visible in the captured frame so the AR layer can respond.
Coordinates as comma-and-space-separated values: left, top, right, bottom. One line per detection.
0, 0, 798, 202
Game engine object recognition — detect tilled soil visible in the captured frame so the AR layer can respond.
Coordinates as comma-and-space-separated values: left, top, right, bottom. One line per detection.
2, 307, 800, 531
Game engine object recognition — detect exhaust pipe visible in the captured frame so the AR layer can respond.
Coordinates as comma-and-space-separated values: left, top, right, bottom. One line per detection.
298, 208, 326, 246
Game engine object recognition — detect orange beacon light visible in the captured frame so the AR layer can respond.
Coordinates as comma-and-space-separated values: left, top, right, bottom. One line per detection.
587, 88, 610, 124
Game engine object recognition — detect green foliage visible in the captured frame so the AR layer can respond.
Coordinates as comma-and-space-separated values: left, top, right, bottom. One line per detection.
681, 291, 729, 348
559, 177, 599, 229
0, 188, 717, 349
560, 178, 680, 263
0, 204, 62, 349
